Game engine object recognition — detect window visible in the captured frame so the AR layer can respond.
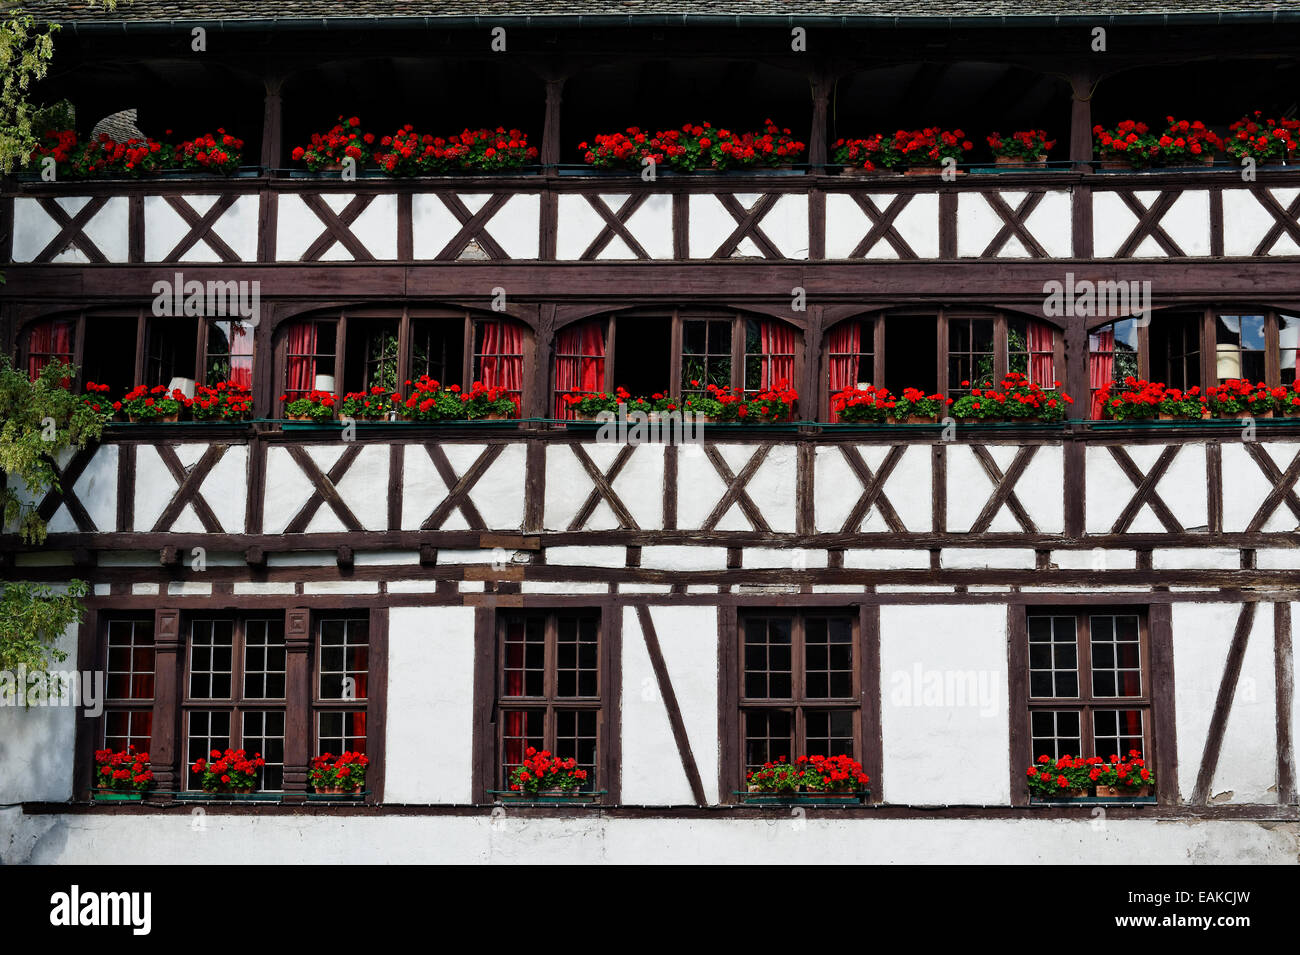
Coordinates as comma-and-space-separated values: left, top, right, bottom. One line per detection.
1025, 610, 1152, 765
315, 617, 369, 757
1088, 318, 1139, 419
1215, 313, 1267, 383
277, 308, 525, 414
205, 319, 256, 390
556, 309, 803, 417
496, 611, 602, 792
824, 309, 1060, 417
1149, 312, 1201, 391
182, 617, 287, 791
103, 618, 155, 753
738, 610, 860, 776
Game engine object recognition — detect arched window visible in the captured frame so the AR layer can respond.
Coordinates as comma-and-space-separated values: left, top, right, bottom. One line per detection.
823, 309, 1059, 420
276, 307, 528, 413
551, 309, 803, 418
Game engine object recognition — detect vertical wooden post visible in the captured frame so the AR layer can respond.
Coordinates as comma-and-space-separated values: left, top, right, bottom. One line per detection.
1068, 68, 1094, 171
151, 608, 182, 795
808, 71, 832, 169
283, 608, 311, 801
260, 74, 284, 171
542, 76, 565, 171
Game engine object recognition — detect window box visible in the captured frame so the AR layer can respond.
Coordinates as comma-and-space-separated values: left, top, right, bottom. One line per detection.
491, 790, 605, 806
92, 791, 144, 802
736, 790, 870, 806
305, 790, 369, 803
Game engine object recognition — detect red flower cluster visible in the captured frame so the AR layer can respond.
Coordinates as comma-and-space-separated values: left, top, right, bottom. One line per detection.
509, 747, 588, 794
191, 380, 253, 421
831, 135, 885, 170
282, 388, 337, 422
191, 747, 265, 793
1156, 116, 1222, 162
33, 130, 167, 178
307, 751, 370, 792
952, 372, 1073, 422
580, 120, 805, 172
1225, 112, 1300, 164
986, 129, 1055, 161
82, 380, 112, 415
832, 384, 950, 423
372, 125, 537, 174
116, 384, 190, 421
884, 127, 973, 167
172, 129, 244, 174
1093, 120, 1161, 167
94, 747, 153, 792
292, 115, 373, 171
746, 754, 870, 793
1026, 750, 1155, 795
1100, 376, 1296, 420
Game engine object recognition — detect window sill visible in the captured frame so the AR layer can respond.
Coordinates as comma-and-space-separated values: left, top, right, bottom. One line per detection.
735, 791, 871, 806
489, 790, 606, 807
1029, 795, 1158, 806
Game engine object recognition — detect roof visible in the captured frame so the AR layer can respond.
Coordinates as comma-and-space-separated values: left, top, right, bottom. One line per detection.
23, 0, 1300, 26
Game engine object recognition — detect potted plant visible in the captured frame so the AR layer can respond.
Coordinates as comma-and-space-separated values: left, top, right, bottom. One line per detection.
190, 748, 264, 795
32, 130, 168, 178
1272, 382, 1300, 416
1157, 117, 1221, 166
81, 381, 113, 420
832, 135, 888, 175
190, 381, 253, 422
506, 747, 589, 797
282, 389, 337, 422
449, 127, 539, 173
1156, 385, 1207, 420
1204, 378, 1274, 419
744, 380, 798, 422
308, 751, 369, 795
681, 391, 723, 422
93, 747, 153, 801
562, 388, 627, 421
891, 387, 948, 423
117, 385, 188, 423
986, 129, 1055, 166
292, 115, 374, 171
580, 121, 804, 173
1224, 112, 1300, 166
1093, 120, 1161, 169
883, 127, 972, 175
340, 386, 399, 421
461, 381, 517, 420
171, 129, 245, 175
745, 754, 871, 802
832, 384, 893, 423
951, 374, 1072, 423
1025, 754, 1090, 798
1099, 377, 1163, 421
1090, 750, 1155, 798
403, 377, 468, 421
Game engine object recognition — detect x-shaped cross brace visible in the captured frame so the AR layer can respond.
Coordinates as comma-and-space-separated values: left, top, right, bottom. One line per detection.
700, 444, 772, 531
34, 197, 109, 263
848, 193, 917, 259
299, 194, 377, 261
1107, 445, 1183, 533
421, 443, 506, 530
151, 445, 230, 532
968, 445, 1039, 534
567, 444, 640, 530
283, 445, 364, 532
161, 194, 241, 262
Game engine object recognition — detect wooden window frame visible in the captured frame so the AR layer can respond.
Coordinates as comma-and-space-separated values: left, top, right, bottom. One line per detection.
273, 307, 533, 416
312, 614, 372, 758
78, 606, 388, 804
101, 616, 156, 756
1011, 604, 1176, 806
729, 606, 879, 801
491, 608, 606, 794
820, 308, 1065, 418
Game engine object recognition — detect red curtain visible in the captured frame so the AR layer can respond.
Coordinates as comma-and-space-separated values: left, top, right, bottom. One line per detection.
554, 320, 606, 417
1089, 329, 1115, 419
229, 321, 254, 391
478, 320, 525, 413
27, 319, 74, 380
827, 322, 863, 423
285, 321, 318, 398
1027, 319, 1055, 388
759, 320, 797, 389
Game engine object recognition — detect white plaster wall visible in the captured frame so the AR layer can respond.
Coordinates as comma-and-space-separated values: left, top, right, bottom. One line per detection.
1223, 187, 1300, 256
688, 193, 808, 259
47, 444, 117, 534
143, 194, 258, 261
10, 813, 1294, 865
814, 444, 932, 533
879, 604, 1010, 804
1221, 443, 1300, 533
945, 445, 1063, 533
621, 606, 720, 804
385, 606, 476, 803
556, 193, 673, 260
826, 192, 940, 259
543, 443, 664, 531
0, 622, 78, 804
675, 443, 796, 532
1172, 602, 1278, 804
12, 196, 129, 263
956, 190, 1071, 258
484, 193, 541, 259
1084, 443, 1207, 534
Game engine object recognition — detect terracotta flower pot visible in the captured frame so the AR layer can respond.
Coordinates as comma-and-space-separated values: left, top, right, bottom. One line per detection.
839, 166, 893, 177
994, 155, 1047, 166
904, 165, 946, 176
128, 412, 179, 423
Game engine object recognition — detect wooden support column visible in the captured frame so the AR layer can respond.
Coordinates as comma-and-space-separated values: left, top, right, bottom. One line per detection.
259, 74, 284, 171
151, 608, 182, 795
808, 71, 832, 169
1068, 68, 1095, 172
535, 304, 556, 420
541, 75, 565, 171
282, 607, 312, 801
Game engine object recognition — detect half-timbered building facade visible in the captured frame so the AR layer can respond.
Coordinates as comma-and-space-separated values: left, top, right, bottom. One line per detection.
2, 0, 1299, 863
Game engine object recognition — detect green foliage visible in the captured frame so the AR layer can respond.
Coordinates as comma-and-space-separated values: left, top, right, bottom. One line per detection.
0, 580, 87, 674
0, 354, 108, 543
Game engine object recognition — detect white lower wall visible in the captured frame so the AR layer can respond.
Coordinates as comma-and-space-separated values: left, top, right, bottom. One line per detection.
0, 623, 79, 805
620, 606, 720, 804
879, 605, 1010, 804
6, 810, 1296, 865
1172, 602, 1278, 804
384, 606, 476, 803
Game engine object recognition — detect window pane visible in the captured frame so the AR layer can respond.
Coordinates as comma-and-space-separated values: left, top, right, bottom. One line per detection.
805, 709, 854, 758
557, 613, 599, 698
243, 710, 285, 791
318, 710, 367, 755
804, 615, 854, 699
1094, 709, 1145, 762
743, 616, 793, 700
104, 709, 153, 754
318, 618, 368, 700
106, 619, 155, 701
556, 709, 599, 790
243, 619, 286, 699
501, 709, 544, 786
744, 709, 793, 772
503, 615, 545, 697
186, 710, 231, 790
1030, 709, 1081, 760
1027, 615, 1078, 699
189, 620, 233, 699
1090, 614, 1142, 697
1280, 315, 1300, 387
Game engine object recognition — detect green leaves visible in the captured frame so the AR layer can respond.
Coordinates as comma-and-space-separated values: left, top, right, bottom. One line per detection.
0, 580, 87, 675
